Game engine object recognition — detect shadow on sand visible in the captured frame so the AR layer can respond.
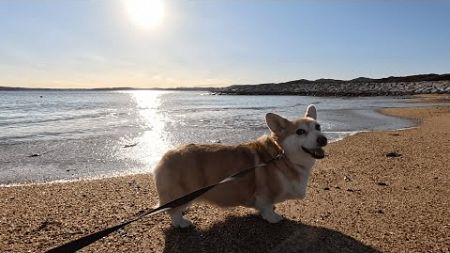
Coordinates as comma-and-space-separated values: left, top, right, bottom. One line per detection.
163, 215, 382, 253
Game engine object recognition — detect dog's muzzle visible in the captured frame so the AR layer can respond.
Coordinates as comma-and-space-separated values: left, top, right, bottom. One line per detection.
302, 135, 327, 159
301, 146, 325, 159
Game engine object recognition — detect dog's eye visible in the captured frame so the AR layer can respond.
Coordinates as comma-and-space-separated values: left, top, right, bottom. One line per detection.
315, 124, 321, 131
296, 129, 306, 135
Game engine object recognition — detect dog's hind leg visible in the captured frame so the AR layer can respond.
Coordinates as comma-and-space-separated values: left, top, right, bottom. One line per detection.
154, 165, 193, 228
156, 188, 193, 228
168, 204, 192, 228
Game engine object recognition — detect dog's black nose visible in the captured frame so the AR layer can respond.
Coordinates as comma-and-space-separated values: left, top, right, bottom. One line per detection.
317, 136, 327, 147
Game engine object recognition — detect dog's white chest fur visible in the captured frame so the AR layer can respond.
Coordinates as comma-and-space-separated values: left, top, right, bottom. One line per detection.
274, 166, 311, 203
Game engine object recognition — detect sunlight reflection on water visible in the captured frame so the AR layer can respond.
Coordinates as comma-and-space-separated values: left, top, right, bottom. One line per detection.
130, 90, 171, 168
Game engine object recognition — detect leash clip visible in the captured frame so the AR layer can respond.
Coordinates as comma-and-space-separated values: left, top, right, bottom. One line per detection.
274, 150, 285, 160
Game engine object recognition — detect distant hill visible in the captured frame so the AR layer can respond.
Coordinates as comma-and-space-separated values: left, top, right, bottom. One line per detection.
280, 73, 450, 85
350, 73, 450, 83
350, 77, 374, 82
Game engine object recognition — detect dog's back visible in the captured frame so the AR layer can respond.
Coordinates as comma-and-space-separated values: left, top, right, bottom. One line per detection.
153, 142, 260, 207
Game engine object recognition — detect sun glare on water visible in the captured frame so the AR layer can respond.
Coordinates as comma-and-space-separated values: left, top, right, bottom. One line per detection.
124, 0, 165, 29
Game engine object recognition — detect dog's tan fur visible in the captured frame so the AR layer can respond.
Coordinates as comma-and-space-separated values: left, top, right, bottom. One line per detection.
153, 105, 326, 227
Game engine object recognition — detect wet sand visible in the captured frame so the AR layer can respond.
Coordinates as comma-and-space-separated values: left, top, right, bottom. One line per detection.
1, 103, 449, 253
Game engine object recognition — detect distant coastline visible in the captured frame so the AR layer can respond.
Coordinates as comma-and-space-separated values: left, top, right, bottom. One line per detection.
1, 73, 450, 96
0, 86, 211, 92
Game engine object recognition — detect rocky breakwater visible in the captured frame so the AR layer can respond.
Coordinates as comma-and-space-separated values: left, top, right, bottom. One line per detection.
211, 74, 450, 96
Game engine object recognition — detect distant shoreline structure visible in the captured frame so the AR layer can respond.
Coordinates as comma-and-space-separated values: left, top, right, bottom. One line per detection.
1, 73, 450, 96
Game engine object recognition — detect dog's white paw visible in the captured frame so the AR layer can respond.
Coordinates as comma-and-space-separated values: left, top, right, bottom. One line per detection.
172, 217, 193, 228
262, 212, 283, 223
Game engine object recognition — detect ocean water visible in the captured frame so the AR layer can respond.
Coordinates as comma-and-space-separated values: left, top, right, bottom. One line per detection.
0, 90, 428, 184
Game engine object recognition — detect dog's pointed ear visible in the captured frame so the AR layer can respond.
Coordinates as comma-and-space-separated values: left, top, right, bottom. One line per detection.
305, 104, 317, 120
266, 113, 289, 134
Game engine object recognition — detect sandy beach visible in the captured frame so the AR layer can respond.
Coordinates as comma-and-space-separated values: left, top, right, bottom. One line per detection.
1, 103, 449, 253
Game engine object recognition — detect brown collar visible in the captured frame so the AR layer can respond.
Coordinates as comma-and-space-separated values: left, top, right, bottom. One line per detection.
258, 135, 285, 163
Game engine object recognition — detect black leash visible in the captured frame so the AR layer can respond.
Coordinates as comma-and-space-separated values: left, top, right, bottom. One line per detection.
44, 152, 285, 253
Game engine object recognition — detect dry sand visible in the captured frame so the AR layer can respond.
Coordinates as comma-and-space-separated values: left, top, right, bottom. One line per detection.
1, 103, 449, 253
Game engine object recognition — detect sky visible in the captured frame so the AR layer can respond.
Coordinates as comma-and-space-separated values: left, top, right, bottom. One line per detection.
0, 0, 450, 88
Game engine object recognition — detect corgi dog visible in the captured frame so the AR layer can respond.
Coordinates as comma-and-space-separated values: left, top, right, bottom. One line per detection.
153, 105, 327, 228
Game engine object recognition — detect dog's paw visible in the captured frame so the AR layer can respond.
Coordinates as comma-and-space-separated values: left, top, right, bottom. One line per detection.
262, 212, 283, 223
172, 217, 193, 228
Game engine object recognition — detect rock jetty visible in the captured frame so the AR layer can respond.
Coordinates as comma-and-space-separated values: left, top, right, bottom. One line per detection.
211, 74, 450, 96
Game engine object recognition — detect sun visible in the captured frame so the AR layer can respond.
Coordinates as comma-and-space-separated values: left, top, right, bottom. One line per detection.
124, 0, 165, 29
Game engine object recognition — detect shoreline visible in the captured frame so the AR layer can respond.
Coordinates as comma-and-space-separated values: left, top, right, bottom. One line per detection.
1, 103, 450, 252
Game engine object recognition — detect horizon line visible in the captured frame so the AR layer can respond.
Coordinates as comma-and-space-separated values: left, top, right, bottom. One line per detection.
1, 72, 449, 90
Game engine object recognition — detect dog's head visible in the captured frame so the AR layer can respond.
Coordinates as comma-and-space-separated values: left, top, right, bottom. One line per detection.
265, 104, 327, 160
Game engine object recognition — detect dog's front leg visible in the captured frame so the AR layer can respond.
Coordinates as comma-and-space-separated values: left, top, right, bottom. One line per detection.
254, 197, 283, 223
168, 204, 192, 228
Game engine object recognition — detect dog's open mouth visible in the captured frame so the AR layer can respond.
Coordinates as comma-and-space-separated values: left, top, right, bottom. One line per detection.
301, 146, 325, 159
